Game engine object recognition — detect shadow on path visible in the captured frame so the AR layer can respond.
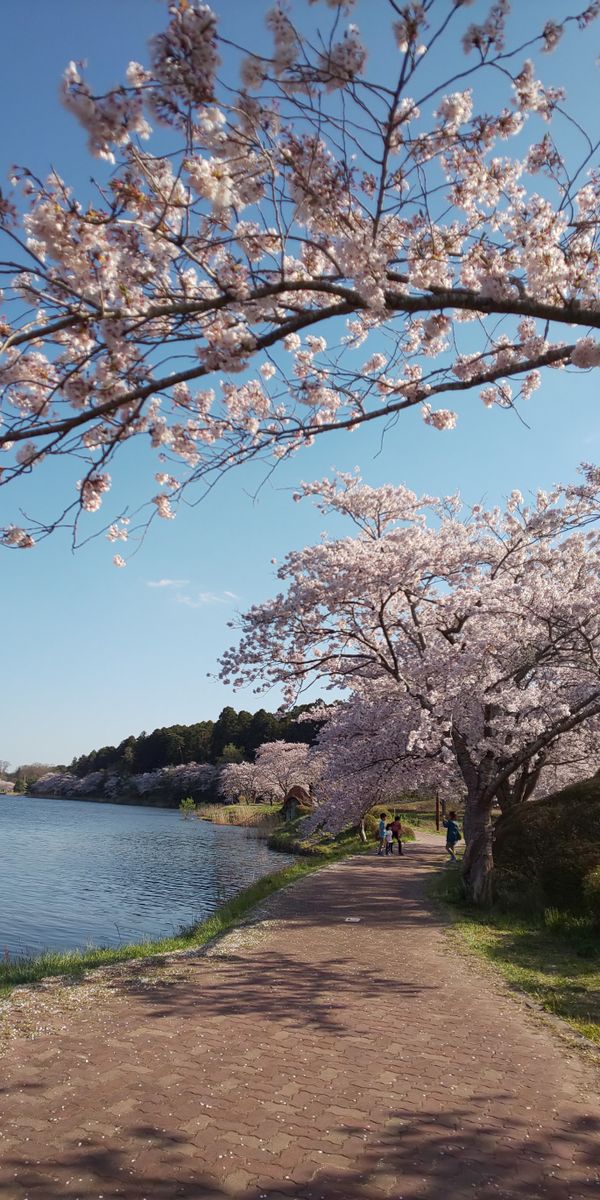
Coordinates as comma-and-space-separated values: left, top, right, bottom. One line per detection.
4, 1100, 599, 1199
95, 850, 439, 1034
110, 945, 431, 1032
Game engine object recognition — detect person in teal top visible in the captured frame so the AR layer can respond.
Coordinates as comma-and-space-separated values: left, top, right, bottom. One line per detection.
442, 811, 462, 861
377, 813, 387, 856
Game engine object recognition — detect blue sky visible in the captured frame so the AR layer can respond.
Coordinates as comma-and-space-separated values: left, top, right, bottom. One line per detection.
2, 1, 599, 768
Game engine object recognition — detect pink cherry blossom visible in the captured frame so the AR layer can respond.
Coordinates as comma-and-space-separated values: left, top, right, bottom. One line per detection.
221, 467, 600, 902
1, 2, 600, 548
254, 740, 318, 802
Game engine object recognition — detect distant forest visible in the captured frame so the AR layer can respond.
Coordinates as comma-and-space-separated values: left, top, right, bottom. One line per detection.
61, 704, 324, 779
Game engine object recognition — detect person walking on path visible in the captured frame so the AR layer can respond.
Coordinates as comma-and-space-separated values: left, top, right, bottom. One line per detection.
390, 815, 403, 855
442, 810, 462, 861
377, 813, 387, 855
385, 824, 394, 855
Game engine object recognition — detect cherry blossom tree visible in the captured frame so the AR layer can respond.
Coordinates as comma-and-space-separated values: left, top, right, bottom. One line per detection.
218, 759, 262, 802
217, 739, 318, 803
221, 469, 600, 902
302, 690, 461, 838
517, 724, 600, 801
254, 739, 317, 802
2, 1, 600, 552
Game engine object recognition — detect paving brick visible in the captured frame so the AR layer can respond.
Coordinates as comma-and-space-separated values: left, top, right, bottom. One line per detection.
0, 837, 598, 1200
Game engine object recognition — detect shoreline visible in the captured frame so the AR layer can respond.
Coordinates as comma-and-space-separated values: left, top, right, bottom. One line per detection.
19, 793, 287, 825
0, 855, 329, 1005
0, 823, 371, 1001
21, 791, 183, 809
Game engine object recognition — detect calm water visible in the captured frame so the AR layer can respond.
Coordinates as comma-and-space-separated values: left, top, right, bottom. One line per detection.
0, 796, 292, 958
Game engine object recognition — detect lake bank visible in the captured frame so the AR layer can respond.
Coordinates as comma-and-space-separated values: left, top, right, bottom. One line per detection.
23, 792, 179, 808
0, 857, 321, 1000
27, 763, 222, 808
0, 795, 293, 960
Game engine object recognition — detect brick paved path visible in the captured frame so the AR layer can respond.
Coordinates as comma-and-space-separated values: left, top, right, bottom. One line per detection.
0, 836, 598, 1200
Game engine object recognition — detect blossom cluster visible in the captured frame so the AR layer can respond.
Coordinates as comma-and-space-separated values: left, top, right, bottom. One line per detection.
218, 741, 317, 803
2, 1, 600, 550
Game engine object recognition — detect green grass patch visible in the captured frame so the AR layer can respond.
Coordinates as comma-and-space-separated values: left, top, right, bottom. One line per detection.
397, 811, 444, 836
430, 865, 600, 1046
268, 820, 366, 857
0, 858, 326, 999
392, 795, 466, 835
269, 817, 416, 857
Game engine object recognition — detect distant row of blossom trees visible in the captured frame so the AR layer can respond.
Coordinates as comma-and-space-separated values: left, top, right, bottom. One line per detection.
30, 739, 317, 806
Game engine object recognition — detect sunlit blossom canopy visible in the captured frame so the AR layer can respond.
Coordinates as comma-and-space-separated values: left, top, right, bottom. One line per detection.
221, 466, 600, 897
2, 0, 600, 551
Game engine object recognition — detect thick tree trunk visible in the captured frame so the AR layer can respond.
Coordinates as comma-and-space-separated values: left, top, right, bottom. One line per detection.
495, 780, 517, 816
461, 797, 494, 906
451, 725, 495, 905
495, 762, 541, 815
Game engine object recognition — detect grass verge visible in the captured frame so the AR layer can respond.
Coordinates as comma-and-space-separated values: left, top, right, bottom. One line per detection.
0, 857, 327, 999
397, 811, 443, 837
269, 817, 416, 857
269, 822, 366, 857
430, 864, 600, 1047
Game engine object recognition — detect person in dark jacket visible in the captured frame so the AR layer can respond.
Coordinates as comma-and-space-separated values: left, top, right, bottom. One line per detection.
442, 811, 462, 861
390, 816, 403, 855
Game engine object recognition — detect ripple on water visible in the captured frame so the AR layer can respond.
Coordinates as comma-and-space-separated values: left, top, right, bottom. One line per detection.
0, 795, 293, 957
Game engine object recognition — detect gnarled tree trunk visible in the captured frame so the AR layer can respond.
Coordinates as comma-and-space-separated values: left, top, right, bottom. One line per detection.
451, 726, 495, 905
461, 796, 494, 905
495, 759, 542, 815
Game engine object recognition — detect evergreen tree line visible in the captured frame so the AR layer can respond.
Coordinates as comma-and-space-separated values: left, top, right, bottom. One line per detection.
66, 705, 323, 779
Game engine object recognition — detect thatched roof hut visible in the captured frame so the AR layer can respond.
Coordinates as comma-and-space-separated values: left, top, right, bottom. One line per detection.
281, 784, 315, 822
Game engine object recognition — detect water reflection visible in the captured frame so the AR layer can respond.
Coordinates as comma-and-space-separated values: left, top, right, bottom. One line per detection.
0, 796, 293, 957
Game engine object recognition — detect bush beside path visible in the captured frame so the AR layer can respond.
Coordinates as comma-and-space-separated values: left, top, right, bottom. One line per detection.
0, 835, 598, 1200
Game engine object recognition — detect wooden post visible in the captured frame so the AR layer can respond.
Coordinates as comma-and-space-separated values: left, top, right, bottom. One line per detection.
435, 791, 440, 831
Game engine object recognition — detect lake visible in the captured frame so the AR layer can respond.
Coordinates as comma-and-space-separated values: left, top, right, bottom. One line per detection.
0, 795, 293, 958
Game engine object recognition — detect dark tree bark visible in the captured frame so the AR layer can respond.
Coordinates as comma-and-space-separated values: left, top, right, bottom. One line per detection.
461, 794, 494, 906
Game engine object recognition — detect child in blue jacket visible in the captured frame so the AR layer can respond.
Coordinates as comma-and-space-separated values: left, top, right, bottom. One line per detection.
442, 811, 462, 861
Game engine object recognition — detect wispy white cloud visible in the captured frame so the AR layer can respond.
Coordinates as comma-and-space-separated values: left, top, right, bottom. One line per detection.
176, 590, 239, 608
146, 578, 189, 589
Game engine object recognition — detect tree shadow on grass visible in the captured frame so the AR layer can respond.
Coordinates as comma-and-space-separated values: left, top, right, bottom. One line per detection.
470, 923, 600, 1035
